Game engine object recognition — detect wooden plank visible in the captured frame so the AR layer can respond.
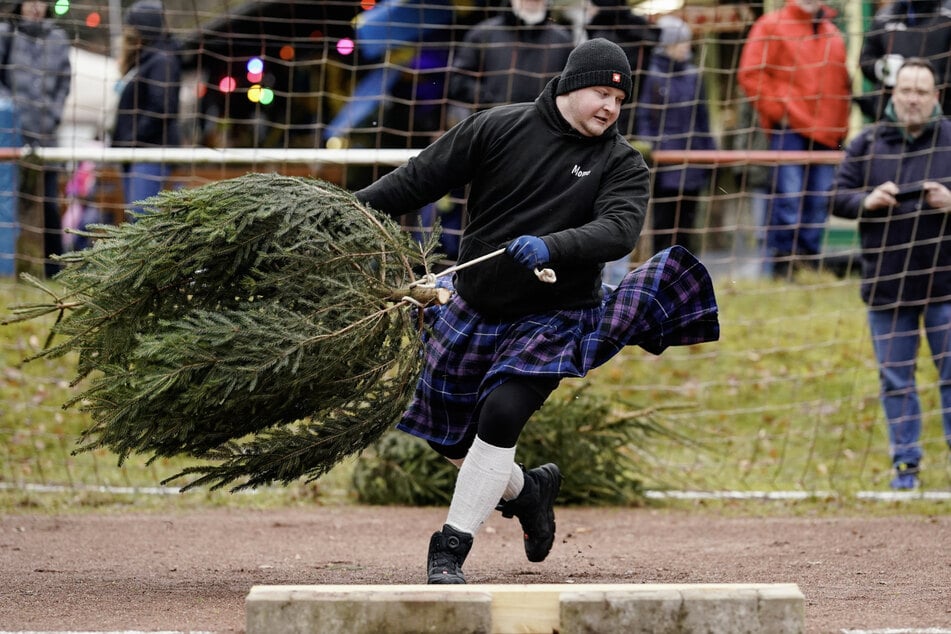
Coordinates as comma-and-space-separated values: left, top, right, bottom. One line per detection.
246, 583, 805, 634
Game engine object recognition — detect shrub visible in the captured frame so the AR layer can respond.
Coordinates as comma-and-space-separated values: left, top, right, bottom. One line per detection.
351, 383, 693, 505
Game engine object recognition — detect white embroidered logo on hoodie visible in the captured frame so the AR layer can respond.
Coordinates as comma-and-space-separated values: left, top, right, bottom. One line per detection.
571, 164, 591, 178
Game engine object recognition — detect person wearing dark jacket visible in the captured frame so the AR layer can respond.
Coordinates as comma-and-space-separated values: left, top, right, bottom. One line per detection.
447, 0, 573, 125
0, 0, 71, 277
112, 0, 181, 218
356, 39, 719, 584
857, 0, 951, 120
832, 58, 951, 490
636, 15, 716, 255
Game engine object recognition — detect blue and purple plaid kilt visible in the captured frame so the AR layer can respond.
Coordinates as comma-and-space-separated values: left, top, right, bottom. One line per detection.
397, 245, 720, 445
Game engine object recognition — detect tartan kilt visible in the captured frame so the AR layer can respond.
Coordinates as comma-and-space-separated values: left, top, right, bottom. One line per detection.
397, 245, 720, 445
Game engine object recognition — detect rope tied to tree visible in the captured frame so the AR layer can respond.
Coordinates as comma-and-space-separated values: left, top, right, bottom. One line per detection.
406, 248, 557, 298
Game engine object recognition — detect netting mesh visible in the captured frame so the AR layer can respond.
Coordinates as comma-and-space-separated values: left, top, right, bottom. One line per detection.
2, 0, 951, 496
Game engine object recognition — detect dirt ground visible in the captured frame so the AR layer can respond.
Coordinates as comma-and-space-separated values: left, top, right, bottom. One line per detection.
1, 505, 950, 633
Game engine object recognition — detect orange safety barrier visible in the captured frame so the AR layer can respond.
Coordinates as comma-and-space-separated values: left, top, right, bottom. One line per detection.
651, 149, 844, 165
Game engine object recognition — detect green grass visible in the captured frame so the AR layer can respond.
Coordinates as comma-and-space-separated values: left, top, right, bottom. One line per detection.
591, 269, 951, 495
2, 270, 949, 515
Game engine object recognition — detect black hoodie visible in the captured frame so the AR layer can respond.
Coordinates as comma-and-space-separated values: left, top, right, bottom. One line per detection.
356, 79, 649, 319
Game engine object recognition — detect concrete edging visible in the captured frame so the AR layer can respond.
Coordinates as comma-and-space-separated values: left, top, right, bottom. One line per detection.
245, 583, 805, 633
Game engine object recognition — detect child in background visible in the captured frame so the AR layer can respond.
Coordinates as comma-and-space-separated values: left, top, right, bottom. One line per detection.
636, 15, 716, 254
111, 0, 181, 218
61, 159, 105, 253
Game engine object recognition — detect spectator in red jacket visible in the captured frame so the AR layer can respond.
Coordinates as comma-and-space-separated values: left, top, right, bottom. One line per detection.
738, 0, 852, 278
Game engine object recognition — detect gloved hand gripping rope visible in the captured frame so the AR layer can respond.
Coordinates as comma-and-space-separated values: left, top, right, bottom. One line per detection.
401, 247, 557, 308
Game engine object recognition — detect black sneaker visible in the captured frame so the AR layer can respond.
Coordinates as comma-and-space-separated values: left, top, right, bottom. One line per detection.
427, 524, 473, 584
496, 463, 562, 563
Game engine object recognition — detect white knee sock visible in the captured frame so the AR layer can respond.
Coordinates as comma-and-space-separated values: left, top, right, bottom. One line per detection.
447, 454, 523, 501
502, 463, 525, 501
445, 436, 516, 536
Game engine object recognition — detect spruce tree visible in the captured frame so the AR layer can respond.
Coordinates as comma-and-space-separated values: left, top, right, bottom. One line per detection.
4, 173, 443, 491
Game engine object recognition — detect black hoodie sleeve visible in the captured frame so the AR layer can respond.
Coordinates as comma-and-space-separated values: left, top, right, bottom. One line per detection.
355, 115, 482, 217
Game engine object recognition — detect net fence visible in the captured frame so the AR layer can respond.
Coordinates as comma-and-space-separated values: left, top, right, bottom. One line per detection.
2, 0, 950, 498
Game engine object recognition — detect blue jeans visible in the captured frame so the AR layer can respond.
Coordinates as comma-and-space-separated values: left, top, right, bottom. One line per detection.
868, 303, 951, 467
122, 162, 171, 219
767, 129, 833, 258
747, 187, 771, 277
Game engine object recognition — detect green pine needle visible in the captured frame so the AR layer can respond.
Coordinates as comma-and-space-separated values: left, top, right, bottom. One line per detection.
5, 173, 441, 491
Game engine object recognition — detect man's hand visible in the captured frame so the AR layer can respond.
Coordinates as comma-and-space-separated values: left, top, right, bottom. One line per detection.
924, 181, 951, 209
864, 181, 951, 211
863, 181, 900, 211
506, 235, 550, 270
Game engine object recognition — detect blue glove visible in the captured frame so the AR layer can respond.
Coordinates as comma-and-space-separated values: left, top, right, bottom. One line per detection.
506, 235, 550, 270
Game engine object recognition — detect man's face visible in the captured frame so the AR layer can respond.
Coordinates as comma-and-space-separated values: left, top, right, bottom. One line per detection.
511, 0, 547, 24
892, 65, 939, 129
559, 86, 625, 137
20, 1, 47, 21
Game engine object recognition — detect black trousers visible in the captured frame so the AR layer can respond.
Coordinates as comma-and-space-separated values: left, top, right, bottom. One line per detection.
427, 376, 560, 460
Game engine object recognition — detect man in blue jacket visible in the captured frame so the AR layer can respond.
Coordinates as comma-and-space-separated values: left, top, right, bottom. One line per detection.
832, 58, 951, 490
356, 38, 718, 583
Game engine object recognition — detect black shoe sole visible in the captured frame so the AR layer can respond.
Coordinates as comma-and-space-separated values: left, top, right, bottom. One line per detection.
427, 573, 467, 584
524, 463, 561, 563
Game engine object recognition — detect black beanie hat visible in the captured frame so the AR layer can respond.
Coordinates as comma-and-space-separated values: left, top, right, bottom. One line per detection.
556, 38, 633, 103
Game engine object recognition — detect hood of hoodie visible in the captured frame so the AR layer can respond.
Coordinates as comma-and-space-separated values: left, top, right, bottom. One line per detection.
125, 0, 165, 42
649, 49, 692, 71
14, 17, 53, 38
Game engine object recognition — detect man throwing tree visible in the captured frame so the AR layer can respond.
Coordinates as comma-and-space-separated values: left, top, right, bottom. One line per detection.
355, 38, 717, 583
